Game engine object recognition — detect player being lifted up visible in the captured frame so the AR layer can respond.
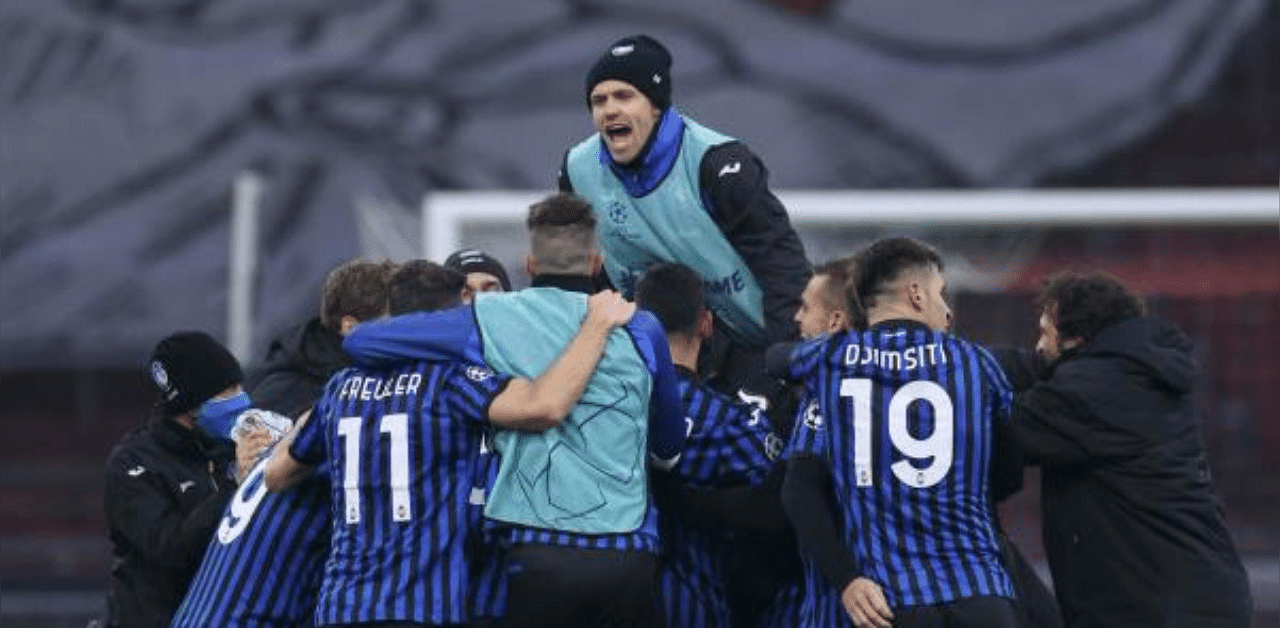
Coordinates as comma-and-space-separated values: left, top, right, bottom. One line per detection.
266, 260, 639, 628
779, 237, 1020, 628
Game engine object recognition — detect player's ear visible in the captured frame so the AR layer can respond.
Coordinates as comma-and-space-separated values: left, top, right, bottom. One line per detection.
828, 309, 846, 333
697, 307, 714, 340
588, 252, 604, 277
522, 254, 537, 279
907, 279, 926, 311
339, 315, 360, 336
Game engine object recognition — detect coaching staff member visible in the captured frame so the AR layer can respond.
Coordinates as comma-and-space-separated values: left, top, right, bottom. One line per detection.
1005, 271, 1251, 628
102, 331, 248, 627
559, 33, 810, 394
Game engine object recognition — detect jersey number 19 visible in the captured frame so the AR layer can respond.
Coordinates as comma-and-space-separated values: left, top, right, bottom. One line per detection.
840, 378, 954, 488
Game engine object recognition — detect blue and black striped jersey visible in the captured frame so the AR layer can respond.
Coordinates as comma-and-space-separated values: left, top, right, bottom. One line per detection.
659, 369, 782, 628
669, 370, 782, 489
171, 455, 329, 628
659, 524, 734, 628
499, 506, 661, 553
467, 427, 509, 622
786, 320, 1015, 608
781, 400, 849, 627
291, 360, 511, 626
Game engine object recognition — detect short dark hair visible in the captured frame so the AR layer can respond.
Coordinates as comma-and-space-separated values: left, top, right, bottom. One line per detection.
1036, 271, 1147, 342
636, 262, 704, 335
387, 260, 466, 316
527, 193, 597, 274
812, 256, 867, 331
321, 259, 397, 332
853, 237, 944, 309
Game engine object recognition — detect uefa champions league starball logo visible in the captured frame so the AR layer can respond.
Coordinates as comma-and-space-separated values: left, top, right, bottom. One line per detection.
802, 400, 823, 429
466, 366, 494, 382
608, 201, 627, 224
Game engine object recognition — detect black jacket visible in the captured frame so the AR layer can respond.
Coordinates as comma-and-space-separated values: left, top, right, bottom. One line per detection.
1010, 317, 1251, 628
103, 414, 236, 628
245, 317, 348, 418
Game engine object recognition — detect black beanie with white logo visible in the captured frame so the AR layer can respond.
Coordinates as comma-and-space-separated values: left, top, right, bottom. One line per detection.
584, 34, 672, 110
149, 331, 243, 418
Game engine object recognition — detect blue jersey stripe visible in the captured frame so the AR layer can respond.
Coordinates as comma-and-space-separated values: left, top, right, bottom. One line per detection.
658, 371, 780, 627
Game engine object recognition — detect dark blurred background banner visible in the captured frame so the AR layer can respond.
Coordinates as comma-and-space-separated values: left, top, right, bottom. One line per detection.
1, 0, 1276, 367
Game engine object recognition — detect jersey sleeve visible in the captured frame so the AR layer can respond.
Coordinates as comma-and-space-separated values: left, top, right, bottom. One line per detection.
627, 310, 686, 468
674, 385, 781, 488
341, 305, 485, 367
289, 397, 329, 465
977, 345, 1015, 425
784, 392, 828, 461
440, 363, 515, 425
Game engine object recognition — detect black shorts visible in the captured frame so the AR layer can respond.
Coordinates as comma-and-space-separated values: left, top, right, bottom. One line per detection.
894, 595, 1020, 628
502, 543, 660, 628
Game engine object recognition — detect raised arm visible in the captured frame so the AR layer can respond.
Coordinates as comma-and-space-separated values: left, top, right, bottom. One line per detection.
488, 291, 637, 431
264, 409, 318, 492
342, 305, 484, 367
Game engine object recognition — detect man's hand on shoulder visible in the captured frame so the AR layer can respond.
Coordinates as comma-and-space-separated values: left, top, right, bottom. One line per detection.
586, 290, 636, 331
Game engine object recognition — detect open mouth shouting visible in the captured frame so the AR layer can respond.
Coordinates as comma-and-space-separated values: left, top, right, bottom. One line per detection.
590, 79, 662, 165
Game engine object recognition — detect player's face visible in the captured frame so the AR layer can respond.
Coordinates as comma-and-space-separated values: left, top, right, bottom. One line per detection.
795, 274, 841, 339
1036, 310, 1062, 363
921, 265, 953, 332
466, 272, 504, 295
591, 80, 662, 165
459, 271, 505, 304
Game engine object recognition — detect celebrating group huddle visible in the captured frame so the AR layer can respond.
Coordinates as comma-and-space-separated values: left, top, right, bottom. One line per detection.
102, 33, 1251, 628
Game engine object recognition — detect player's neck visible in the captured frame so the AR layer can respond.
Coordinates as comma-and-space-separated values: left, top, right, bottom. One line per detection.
667, 334, 701, 372
865, 303, 926, 329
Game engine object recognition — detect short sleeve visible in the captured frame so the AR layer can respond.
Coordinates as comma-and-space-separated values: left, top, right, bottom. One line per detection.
289, 405, 328, 465
441, 363, 514, 425
784, 393, 828, 460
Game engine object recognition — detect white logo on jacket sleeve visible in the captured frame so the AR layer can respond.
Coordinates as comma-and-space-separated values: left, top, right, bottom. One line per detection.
718, 162, 742, 177
178, 481, 196, 493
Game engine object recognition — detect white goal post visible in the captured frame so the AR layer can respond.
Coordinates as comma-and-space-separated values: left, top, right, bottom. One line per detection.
420, 188, 1278, 262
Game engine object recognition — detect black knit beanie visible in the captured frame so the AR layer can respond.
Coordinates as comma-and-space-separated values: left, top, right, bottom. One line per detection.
444, 248, 512, 291
149, 331, 243, 418
584, 35, 672, 110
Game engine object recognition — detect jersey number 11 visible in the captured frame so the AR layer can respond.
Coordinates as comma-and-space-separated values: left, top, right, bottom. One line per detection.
337, 414, 412, 524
